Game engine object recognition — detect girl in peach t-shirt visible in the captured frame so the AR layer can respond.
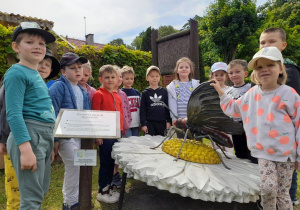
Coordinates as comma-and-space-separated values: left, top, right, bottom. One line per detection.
211, 47, 300, 210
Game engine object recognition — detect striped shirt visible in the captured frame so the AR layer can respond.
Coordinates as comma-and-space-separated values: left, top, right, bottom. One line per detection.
175, 81, 193, 119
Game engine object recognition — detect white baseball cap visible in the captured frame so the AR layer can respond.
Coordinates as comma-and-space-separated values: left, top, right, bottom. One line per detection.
146, 65, 160, 76
248, 47, 283, 70
211, 62, 228, 73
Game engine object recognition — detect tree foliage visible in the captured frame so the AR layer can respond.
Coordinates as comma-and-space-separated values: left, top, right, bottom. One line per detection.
131, 25, 179, 51
181, 15, 202, 31
108, 38, 125, 46
158, 25, 179, 37
236, 0, 300, 66
140, 26, 153, 52
131, 31, 145, 50
199, 0, 260, 64
260, 0, 300, 64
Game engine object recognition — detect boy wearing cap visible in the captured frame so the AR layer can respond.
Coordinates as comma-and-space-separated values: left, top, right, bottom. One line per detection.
140, 66, 171, 136
37, 48, 60, 80
1, 47, 60, 210
3, 22, 56, 209
49, 52, 90, 210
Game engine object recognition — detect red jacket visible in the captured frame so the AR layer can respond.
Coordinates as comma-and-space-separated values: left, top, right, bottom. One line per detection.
92, 87, 124, 131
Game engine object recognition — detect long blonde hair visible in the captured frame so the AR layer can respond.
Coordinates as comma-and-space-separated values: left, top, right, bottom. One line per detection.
173, 57, 195, 81
82, 61, 94, 83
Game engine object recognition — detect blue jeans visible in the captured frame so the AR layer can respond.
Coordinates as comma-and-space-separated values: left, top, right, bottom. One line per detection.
290, 170, 298, 201
98, 139, 118, 192
125, 127, 140, 137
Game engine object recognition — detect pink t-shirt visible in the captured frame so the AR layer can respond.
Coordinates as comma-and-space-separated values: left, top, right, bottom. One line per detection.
117, 89, 132, 134
86, 84, 96, 102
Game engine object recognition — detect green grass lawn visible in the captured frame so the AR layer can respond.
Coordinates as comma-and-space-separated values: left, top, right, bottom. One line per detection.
0, 156, 120, 210
1, 154, 300, 210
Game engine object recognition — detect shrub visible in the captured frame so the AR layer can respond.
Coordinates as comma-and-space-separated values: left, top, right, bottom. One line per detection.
0, 24, 152, 92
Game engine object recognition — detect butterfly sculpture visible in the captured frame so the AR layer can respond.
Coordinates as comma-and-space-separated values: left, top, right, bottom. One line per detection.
152, 81, 244, 169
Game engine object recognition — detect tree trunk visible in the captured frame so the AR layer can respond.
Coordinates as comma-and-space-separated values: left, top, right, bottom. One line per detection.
222, 45, 238, 64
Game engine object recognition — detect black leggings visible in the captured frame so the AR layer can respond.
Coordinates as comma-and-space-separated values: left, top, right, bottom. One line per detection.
146, 121, 166, 136
232, 133, 257, 164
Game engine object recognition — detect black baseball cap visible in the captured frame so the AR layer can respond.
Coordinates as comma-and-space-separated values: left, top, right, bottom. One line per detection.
45, 48, 60, 79
60, 52, 88, 69
12, 22, 56, 44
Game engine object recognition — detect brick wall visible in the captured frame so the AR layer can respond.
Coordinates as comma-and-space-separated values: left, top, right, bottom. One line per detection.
162, 74, 175, 87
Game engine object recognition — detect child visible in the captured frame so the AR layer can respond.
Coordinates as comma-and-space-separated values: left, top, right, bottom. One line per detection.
111, 65, 131, 188
4, 22, 56, 209
121, 66, 140, 137
211, 46, 300, 210
260, 27, 300, 206
140, 66, 171, 136
1, 48, 60, 210
92, 65, 123, 203
79, 61, 96, 102
210, 62, 230, 92
166, 57, 199, 138
113, 66, 131, 137
38, 48, 61, 81
260, 28, 300, 94
49, 52, 90, 210
226, 59, 257, 163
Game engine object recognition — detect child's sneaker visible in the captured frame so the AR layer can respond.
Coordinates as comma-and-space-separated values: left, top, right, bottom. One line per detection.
62, 203, 78, 210
111, 172, 122, 188
109, 185, 120, 199
293, 199, 299, 206
127, 172, 134, 179
97, 186, 118, 203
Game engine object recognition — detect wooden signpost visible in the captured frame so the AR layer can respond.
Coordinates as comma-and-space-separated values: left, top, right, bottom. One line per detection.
54, 109, 121, 210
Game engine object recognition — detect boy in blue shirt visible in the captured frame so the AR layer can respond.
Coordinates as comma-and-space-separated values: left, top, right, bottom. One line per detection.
49, 52, 90, 210
4, 22, 56, 209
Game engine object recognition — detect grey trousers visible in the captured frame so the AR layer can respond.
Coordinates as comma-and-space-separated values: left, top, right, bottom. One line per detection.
7, 119, 54, 210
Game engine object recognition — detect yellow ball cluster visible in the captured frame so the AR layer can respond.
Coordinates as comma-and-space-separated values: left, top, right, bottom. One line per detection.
162, 138, 221, 164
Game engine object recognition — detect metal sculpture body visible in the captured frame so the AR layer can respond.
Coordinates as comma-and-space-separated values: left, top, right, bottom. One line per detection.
152, 81, 244, 169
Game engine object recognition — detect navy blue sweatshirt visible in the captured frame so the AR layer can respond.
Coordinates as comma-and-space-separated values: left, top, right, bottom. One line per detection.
140, 87, 172, 126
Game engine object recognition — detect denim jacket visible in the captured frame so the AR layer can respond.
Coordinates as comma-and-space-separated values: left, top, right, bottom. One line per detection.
49, 75, 91, 117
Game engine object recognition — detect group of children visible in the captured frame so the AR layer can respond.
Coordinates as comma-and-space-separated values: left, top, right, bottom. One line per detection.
0, 21, 300, 210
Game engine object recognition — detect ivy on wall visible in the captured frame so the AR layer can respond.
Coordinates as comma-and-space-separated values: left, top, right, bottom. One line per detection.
0, 24, 15, 77
0, 24, 152, 92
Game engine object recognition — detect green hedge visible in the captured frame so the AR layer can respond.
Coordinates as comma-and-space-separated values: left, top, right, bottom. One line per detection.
0, 24, 14, 77
0, 24, 152, 92
73, 44, 152, 91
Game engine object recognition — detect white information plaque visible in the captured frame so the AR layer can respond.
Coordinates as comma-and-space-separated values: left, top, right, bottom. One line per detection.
54, 109, 121, 139
74, 149, 97, 166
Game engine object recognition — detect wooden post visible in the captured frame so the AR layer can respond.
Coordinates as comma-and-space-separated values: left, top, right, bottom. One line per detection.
78, 139, 94, 210
118, 172, 127, 210
151, 30, 159, 66
189, 19, 200, 80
